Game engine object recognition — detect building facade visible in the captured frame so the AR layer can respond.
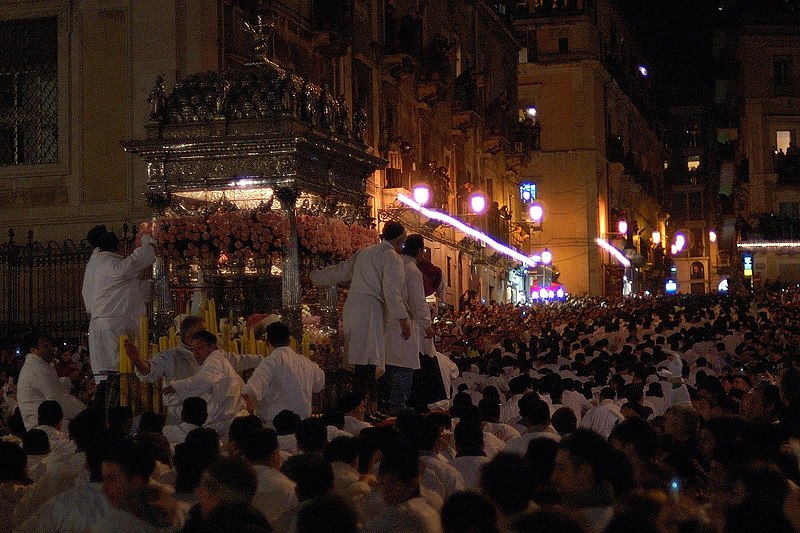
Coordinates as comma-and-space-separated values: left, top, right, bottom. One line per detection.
511, 0, 668, 297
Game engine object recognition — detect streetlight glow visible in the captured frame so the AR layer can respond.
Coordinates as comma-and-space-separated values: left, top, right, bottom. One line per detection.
670, 244, 678, 255
469, 193, 487, 214
529, 203, 544, 222
652, 231, 661, 245
618, 219, 628, 235
709, 230, 717, 243
675, 234, 685, 251
541, 249, 552, 264
412, 184, 431, 206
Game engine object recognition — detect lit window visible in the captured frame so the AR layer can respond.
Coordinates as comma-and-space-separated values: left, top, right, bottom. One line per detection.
776, 131, 791, 153
687, 156, 700, 171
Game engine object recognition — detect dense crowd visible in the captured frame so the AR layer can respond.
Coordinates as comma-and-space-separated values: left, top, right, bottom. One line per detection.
2, 289, 800, 532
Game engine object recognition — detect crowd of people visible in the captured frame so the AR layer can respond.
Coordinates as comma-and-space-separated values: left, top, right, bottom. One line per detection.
2, 219, 800, 531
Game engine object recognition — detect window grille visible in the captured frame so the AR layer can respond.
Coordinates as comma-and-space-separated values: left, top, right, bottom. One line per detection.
0, 17, 58, 166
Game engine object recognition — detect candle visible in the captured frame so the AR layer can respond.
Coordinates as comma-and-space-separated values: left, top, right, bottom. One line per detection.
119, 335, 129, 406
257, 340, 266, 356
159, 336, 168, 352
168, 326, 177, 349
248, 328, 256, 354
140, 316, 149, 362
209, 299, 218, 335
290, 336, 299, 353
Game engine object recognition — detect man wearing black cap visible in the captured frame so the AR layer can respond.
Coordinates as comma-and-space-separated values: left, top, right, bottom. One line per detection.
310, 220, 410, 414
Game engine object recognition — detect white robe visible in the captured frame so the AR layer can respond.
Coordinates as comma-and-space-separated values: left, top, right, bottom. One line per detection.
87, 242, 156, 382
16, 353, 86, 430
168, 350, 247, 436
16, 479, 109, 533
310, 240, 408, 369
243, 345, 325, 424
82, 248, 99, 315
385, 255, 431, 370
579, 399, 625, 439
252, 464, 298, 526
136, 344, 261, 424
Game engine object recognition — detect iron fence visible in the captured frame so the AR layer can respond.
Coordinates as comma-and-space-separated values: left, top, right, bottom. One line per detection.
0, 225, 137, 346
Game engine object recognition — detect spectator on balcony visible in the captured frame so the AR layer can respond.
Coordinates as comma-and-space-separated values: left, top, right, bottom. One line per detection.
485, 94, 510, 136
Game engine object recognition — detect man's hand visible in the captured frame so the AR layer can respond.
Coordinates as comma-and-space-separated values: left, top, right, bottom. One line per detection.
424, 327, 434, 339
243, 392, 256, 414
400, 319, 411, 340
162, 384, 176, 395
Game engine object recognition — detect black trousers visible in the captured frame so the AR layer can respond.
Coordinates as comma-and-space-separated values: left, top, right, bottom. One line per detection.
353, 364, 377, 409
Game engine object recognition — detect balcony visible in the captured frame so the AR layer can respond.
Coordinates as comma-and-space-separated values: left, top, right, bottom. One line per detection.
510, 0, 588, 20
743, 213, 800, 241
775, 152, 800, 183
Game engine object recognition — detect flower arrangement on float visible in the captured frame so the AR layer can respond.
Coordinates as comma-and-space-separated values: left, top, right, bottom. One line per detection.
139, 209, 377, 263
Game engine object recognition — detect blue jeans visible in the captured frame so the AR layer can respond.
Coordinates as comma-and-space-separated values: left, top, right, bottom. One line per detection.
386, 365, 414, 414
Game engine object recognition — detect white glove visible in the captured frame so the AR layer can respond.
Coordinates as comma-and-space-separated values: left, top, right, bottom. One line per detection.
140, 234, 155, 247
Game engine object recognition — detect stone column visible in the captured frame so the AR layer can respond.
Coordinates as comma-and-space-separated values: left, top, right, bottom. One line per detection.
276, 187, 302, 338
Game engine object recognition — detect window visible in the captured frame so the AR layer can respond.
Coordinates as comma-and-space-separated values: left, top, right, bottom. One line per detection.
558, 37, 569, 53
687, 155, 700, 171
446, 256, 452, 287
777, 130, 792, 153
773, 56, 791, 94
0, 17, 58, 166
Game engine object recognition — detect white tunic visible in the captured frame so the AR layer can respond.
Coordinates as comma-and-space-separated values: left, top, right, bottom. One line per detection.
81, 248, 99, 315
168, 350, 247, 436
310, 240, 407, 368
136, 344, 261, 424
16, 480, 109, 533
579, 399, 625, 439
251, 464, 298, 526
16, 353, 86, 430
450, 455, 490, 491
87, 241, 156, 381
243, 345, 325, 424
385, 255, 431, 370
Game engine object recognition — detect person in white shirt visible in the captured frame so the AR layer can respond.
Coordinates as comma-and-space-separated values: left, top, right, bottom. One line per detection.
81, 224, 107, 316
449, 420, 489, 491
310, 221, 410, 412
364, 441, 443, 533
324, 436, 373, 525
385, 234, 432, 414
243, 321, 325, 425
238, 426, 297, 526
339, 392, 372, 435
505, 396, 560, 456
579, 387, 624, 439
16, 333, 86, 430
162, 397, 207, 446
163, 330, 247, 436
125, 316, 262, 424
87, 231, 156, 384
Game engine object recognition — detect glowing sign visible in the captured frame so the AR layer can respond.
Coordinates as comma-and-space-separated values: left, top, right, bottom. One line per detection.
743, 255, 753, 277
665, 280, 677, 293
519, 182, 537, 202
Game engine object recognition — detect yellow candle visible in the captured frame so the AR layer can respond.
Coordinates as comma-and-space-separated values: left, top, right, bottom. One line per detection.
249, 328, 257, 354
302, 331, 310, 356
159, 336, 168, 352
119, 335, 129, 406
168, 326, 177, 349
140, 316, 149, 362
257, 340, 266, 356
290, 336, 299, 353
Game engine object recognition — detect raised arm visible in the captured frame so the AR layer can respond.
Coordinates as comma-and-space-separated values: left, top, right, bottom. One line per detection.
309, 253, 358, 286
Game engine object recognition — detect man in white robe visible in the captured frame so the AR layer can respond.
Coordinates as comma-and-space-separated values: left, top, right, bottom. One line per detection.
16, 333, 86, 430
243, 321, 325, 425
579, 387, 624, 439
384, 234, 432, 414
87, 231, 156, 384
310, 221, 410, 411
124, 315, 261, 424
81, 224, 107, 316
163, 330, 247, 436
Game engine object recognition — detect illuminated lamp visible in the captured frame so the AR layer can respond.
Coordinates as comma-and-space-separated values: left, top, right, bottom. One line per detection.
469, 193, 487, 214
709, 230, 717, 243
637, 65, 649, 77
525, 107, 537, 118
539, 288, 548, 299
675, 234, 685, 251
618, 219, 628, 235
412, 184, 431, 206
529, 203, 544, 223
670, 244, 678, 255
541, 249, 552, 264
556, 288, 565, 298
652, 231, 661, 245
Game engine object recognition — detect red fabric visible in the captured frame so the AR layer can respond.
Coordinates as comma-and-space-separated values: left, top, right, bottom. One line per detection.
417, 257, 443, 297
